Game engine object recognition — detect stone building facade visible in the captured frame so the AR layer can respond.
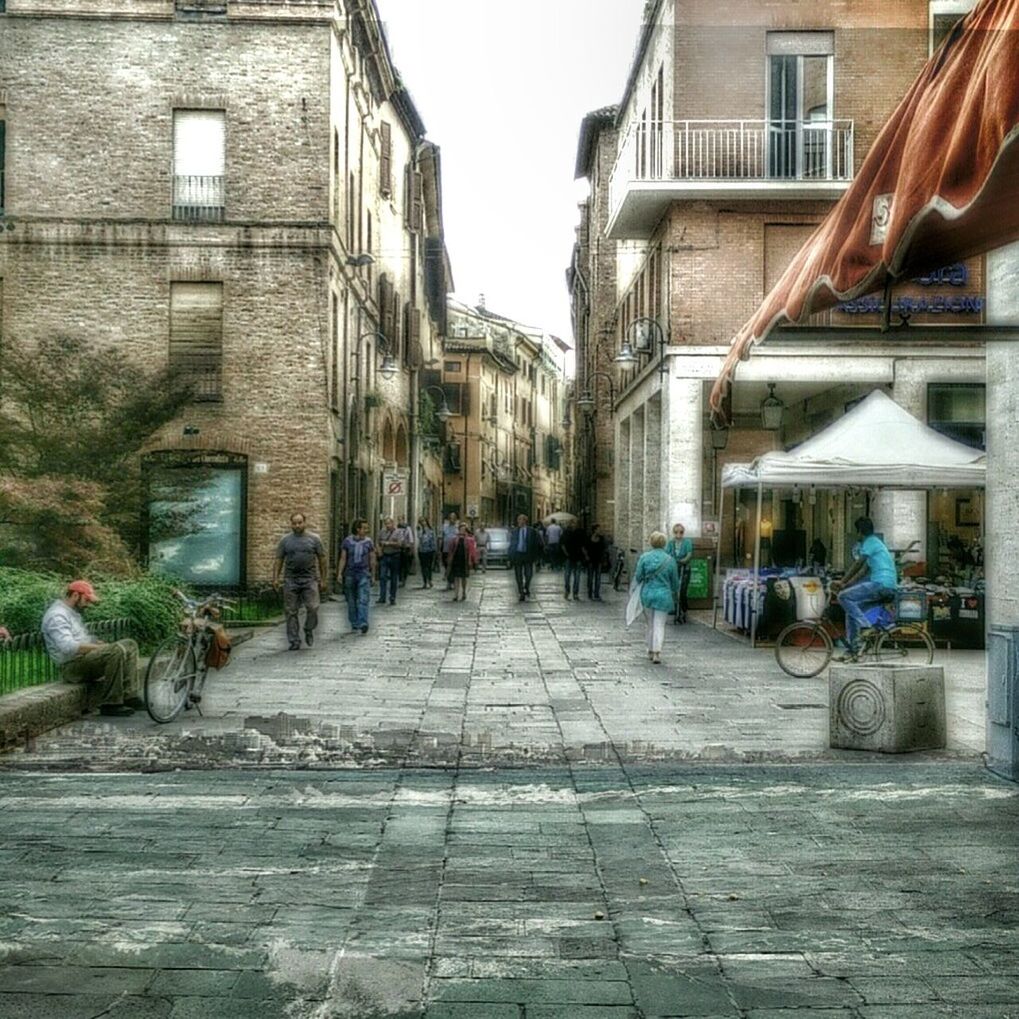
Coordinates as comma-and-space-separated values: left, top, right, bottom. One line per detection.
0, 0, 450, 584
574, 0, 989, 579
437, 299, 570, 527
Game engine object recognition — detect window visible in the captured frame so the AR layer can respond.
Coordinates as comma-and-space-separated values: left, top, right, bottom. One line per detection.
0, 103, 5, 215
930, 1, 974, 54
766, 33, 834, 179
444, 360, 462, 373
928, 383, 985, 449
379, 121, 393, 198
170, 282, 224, 401
330, 292, 340, 412
406, 162, 423, 230
172, 110, 225, 221
145, 452, 247, 587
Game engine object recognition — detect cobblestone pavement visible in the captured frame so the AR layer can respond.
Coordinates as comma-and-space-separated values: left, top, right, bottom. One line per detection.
2, 568, 987, 769
2, 570, 1012, 1018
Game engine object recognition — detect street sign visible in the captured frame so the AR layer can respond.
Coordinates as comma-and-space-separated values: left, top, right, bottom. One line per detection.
387, 479, 404, 496
467, 504, 479, 518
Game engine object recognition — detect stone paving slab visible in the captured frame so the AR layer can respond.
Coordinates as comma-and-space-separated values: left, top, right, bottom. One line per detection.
0, 764, 1017, 1017
0, 570, 986, 771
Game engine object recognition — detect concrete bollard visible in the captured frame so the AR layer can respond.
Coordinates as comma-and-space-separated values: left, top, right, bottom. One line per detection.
829, 664, 946, 753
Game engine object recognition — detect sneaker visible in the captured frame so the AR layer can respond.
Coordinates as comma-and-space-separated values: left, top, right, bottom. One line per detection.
361, 625, 369, 634
99, 703, 135, 717
288, 642, 301, 651
304, 631, 314, 647
834, 650, 860, 663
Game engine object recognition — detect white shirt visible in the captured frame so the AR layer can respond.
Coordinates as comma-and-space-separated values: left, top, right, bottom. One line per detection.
546, 523, 562, 544
41, 600, 93, 666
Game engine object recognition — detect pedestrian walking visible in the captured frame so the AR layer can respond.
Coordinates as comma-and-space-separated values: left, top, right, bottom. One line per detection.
396, 518, 415, 587
336, 519, 375, 634
561, 520, 587, 600
665, 522, 694, 624
446, 522, 478, 601
441, 512, 459, 589
376, 516, 407, 606
544, 519, 563, 570
417, 517, 437, 588
474, 522, 491, 571
41, 580, 144, 716
586, 524, 608, 601
634, 532, 680, 665
273, 512, 328, 650
508, 514, 544, 601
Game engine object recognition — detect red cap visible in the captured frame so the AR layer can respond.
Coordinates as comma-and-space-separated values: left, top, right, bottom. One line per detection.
67, 580, 99, 604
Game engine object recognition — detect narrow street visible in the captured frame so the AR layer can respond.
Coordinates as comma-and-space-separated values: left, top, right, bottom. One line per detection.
2, 572, 1014, 1019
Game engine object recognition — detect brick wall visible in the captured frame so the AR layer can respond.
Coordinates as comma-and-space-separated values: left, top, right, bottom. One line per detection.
0, 16, 330, 222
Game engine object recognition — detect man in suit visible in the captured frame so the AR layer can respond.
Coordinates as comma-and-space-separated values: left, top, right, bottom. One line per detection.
509, 514, 544, 601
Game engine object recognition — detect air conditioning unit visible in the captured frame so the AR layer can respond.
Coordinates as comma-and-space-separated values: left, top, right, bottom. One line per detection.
829, 664, 946, 753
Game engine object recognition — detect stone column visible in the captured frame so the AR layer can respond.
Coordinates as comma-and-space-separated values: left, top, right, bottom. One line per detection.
615, 416, 631, 550
662, 374, 703, 537
871, 367, 928, 558
986, 243, 1019, 781
644, 393, 663, 536
629, 405, 646, 552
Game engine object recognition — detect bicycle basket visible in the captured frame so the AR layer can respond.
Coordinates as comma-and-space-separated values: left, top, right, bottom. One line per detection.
895, 589, 928, 623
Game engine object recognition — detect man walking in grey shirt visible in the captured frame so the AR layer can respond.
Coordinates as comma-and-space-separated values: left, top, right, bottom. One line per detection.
273, 512, 328, 651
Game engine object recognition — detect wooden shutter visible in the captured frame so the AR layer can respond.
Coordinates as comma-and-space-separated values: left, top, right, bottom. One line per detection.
379, 121, 393, 198
170, 282, 223, 402
409, 164, 424, 230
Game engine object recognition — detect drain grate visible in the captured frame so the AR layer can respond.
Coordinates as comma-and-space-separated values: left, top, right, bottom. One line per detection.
776, 703, 827, 711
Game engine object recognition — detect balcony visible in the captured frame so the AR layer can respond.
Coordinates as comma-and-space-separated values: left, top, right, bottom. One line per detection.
172, 175, 225, 223
607, 119, 854, 239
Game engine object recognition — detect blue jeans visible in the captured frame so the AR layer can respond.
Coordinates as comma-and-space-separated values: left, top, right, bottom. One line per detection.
587, 563, 602, 599
379, 554, 401, 603
839, 581, 896, 651
564, 560, 583, 597
344, 572, 371, 630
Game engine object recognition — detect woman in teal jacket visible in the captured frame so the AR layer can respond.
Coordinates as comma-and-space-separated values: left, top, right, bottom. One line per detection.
634, 531, 680, 664
665, 522, 694, 624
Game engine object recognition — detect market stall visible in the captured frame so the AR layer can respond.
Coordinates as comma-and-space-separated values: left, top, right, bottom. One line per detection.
715, 390, 986, 646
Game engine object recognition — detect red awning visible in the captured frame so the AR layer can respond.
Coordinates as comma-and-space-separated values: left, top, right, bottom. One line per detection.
710, 0, 1019, 419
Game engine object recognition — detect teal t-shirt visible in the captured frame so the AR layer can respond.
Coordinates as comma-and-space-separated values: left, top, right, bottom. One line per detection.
666, 537, 694, 564
861, 534, 897, 588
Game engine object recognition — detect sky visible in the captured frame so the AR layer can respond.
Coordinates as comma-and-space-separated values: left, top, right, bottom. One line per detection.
374, 0, 647, 348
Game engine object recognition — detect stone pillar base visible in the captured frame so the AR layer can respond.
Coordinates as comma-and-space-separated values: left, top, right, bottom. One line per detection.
829, 664, 946, 753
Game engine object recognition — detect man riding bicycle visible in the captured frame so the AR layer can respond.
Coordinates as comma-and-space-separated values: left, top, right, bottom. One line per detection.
831, 517, 898, 661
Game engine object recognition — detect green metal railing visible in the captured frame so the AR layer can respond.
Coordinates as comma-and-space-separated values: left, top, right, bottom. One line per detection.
0, 618, 132, 696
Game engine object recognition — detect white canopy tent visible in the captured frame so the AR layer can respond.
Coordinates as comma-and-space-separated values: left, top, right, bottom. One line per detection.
715, 390, 986, 644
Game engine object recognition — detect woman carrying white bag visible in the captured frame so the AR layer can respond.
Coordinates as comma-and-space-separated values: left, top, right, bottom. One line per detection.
625, 532, 681, 665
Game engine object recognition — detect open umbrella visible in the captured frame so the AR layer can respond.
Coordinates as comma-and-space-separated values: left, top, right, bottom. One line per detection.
709, 0, 1019, 418
542, 512, 577, 526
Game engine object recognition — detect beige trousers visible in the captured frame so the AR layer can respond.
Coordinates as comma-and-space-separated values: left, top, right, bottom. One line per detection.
62, 639, 141, 706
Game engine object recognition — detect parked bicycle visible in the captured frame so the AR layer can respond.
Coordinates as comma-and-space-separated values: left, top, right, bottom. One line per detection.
612, 546, 637, 591
145, 590, 233, 723
775, 589, 934, 678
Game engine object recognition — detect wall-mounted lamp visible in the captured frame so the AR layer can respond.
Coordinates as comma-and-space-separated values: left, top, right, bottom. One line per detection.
761, 383, 785, 431
613, 341, 639, 368
346, 253, 374, 267
709, 424, 729, 451
422, 385, 453, 423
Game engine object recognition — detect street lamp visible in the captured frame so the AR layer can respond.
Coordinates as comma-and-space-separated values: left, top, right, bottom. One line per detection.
354, 330, 398, 382
575, 370, 616, 412
616, 317, 667, 377
422, 384, 454, 424
760, 382, 785, 431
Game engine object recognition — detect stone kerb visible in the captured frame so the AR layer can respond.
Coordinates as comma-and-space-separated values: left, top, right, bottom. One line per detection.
829, 663, 947, 753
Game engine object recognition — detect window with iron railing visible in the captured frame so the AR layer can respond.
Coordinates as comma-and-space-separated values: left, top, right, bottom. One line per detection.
173, 109, 225, 222
170, 282, 224, 402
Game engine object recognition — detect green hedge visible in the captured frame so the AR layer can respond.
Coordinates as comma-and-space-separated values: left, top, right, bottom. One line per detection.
0, 568, 181, 647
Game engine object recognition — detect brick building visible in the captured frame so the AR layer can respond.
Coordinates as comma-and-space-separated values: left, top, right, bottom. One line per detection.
0, 0, 451, 584
574, 0, 989, 580
436, 298, 570, 526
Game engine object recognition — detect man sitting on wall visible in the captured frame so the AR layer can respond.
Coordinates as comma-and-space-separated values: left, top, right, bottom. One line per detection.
831, 517, 899, 661
41, 580, 143, 717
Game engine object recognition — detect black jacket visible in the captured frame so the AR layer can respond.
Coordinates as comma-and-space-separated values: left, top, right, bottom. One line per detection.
508, 526, 544, 563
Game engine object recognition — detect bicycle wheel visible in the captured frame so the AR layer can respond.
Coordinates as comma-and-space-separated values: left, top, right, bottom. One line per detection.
875, 624, 935, 666
775, 621, 833, 678
145, 635, 196, 723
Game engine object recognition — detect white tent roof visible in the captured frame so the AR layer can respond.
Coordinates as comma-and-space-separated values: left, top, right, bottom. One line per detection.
722, 389, 986, 490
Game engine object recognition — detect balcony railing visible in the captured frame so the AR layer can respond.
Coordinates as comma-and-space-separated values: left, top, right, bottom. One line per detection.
609, 118, 854, 229
172, 175, 225, 222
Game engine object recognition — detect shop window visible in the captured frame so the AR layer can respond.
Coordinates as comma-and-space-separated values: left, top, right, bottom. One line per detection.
928, 382, 985, 449
144, 452, 247, 587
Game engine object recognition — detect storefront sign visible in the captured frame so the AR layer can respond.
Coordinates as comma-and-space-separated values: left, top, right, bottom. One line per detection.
687, 558, 711, 600
836, 262, 983, 316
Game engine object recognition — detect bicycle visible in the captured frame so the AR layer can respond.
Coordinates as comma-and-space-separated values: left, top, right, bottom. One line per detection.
612, 546, 636, 591
775, 589, 934, 678
144, 590, 233, 723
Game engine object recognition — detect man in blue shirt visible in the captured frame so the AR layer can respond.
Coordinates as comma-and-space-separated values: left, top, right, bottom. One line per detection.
832, 517, 898, 659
